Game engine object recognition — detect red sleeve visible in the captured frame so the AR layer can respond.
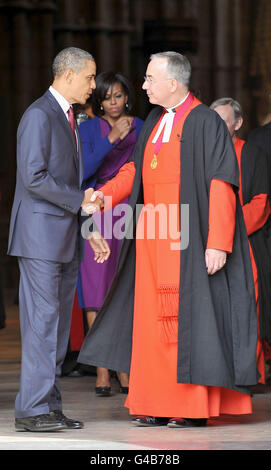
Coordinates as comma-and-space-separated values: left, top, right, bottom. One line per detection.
206, 179, 236, 253
242, 194, 271, 236
100, 162, 136, 210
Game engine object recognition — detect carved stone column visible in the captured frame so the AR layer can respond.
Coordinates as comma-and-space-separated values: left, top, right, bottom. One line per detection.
109, 0, 131, 75
248, 0, 271, 125
180, 0, 214, 104
0, 0, 57, 287
54, 0, 91, 50
94, 0, 117, 71
31, 0, 56, 95
213, 0, 242, 101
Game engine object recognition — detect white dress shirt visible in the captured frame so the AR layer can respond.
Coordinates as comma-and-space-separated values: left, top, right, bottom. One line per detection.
49, 86, 78, 148
49, 86, 71, 120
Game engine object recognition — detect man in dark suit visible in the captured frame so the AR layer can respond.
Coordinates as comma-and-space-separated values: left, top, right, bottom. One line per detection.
8, 47, 110, 432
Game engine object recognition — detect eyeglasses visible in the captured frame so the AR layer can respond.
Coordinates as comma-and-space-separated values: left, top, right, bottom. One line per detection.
143, 76, 174, 85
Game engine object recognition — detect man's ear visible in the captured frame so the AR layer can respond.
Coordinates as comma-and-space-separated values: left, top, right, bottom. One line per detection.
170, 78, 179, 94
234, 116, 243, 132
64, 68, 74, 84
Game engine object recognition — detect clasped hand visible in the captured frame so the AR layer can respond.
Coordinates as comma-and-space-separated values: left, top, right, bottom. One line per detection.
80, 189, 110, 263
108, 116, 133, 143
88, 231, 110, 264
205, 248, 227, 275
81, 189, 104, 215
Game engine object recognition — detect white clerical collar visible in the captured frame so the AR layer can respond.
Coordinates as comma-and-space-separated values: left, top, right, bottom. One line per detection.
152, 92, 190, 143
165, 92, 190, 113
49, 86, 71, 120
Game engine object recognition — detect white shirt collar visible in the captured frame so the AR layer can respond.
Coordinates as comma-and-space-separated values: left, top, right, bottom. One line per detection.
152, 92, 190, 144
49, 86, 71, 119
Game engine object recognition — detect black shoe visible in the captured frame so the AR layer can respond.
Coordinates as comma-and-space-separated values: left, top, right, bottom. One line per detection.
132, 416, 169, 427
15, 413, 66, 432
167, 418, 207, 428
95, 386, 111, 397
53, 410, 84, 429
66, 369, 84, 377
115, 373, 129, 394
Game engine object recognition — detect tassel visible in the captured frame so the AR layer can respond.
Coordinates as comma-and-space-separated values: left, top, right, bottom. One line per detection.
157, 285, 179, 343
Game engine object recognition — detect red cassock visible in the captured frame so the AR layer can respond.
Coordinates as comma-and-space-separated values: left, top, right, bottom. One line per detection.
100, 99, 257, 418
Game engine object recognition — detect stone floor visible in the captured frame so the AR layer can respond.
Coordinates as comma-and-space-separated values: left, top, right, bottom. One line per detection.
1, 289, 271, 451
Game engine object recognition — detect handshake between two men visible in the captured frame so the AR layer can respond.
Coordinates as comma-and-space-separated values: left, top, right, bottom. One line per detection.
81, 188, 108, 264
81, 187, 104, 216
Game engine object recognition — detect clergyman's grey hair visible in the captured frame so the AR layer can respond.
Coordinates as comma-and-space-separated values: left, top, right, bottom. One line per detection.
150, 51, 191, 87
210, 97, 243, 123
52, 47, 95, 77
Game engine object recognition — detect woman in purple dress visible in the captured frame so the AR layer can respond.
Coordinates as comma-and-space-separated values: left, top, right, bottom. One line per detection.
78, 72, 144, 396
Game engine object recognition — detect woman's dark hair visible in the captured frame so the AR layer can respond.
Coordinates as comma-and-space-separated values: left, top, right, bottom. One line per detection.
91, 71, 134, 117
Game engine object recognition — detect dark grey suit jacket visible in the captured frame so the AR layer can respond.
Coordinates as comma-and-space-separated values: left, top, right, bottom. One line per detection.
8, 90, 84, 263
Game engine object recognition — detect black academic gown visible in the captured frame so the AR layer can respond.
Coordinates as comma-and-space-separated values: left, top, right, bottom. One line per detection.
78, 104, 258, 393
240, 140, 271, 344
248, 123, 271, 186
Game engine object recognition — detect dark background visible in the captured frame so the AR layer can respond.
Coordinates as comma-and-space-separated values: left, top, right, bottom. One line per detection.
1, 0, 270, 288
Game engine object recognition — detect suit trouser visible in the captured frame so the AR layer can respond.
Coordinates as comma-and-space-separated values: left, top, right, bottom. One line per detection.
15, 253, 79, 418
